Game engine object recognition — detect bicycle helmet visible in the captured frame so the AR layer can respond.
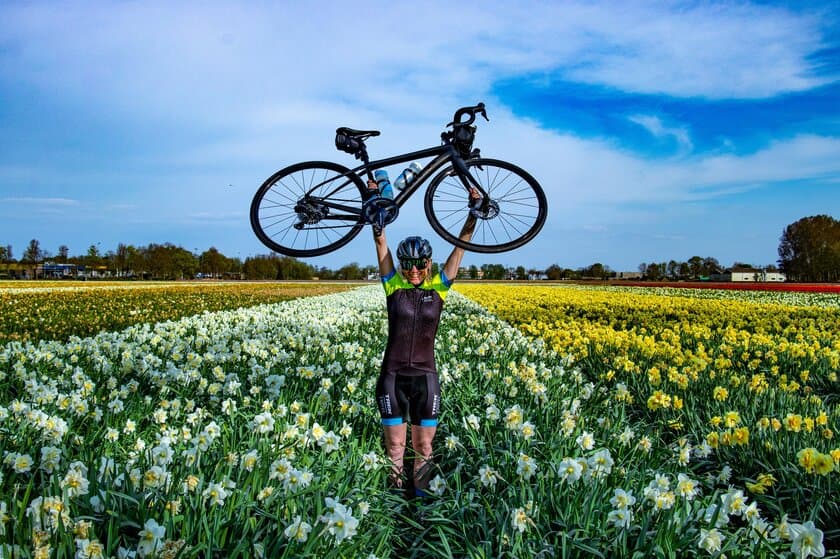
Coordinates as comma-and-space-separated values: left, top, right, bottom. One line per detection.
396, 236, 433, 260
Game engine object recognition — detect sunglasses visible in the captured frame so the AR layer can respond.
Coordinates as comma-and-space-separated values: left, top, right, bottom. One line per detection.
399, 258, 429, 270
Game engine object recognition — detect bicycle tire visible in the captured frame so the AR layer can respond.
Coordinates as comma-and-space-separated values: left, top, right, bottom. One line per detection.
424, 158, 547, 253
250, 161, 367, 257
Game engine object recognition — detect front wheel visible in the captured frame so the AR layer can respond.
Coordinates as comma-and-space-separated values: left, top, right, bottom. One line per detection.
424, 158, 547, 253
250, 161, 367, 257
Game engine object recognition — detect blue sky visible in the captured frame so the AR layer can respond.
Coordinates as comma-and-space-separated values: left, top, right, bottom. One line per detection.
1, 1, 838, 272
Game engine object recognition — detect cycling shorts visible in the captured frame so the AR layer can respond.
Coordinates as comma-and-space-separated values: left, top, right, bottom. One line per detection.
375, 370, 440, 427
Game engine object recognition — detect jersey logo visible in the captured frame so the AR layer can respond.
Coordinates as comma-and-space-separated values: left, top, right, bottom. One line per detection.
422, 295, 434, 303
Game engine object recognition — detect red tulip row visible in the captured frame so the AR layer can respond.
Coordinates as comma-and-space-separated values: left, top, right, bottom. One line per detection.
615, 281, 840, 293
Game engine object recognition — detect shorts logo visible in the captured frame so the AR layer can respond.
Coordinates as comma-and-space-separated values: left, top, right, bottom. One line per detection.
378, 395, 392, 415
431, 394, 440, 416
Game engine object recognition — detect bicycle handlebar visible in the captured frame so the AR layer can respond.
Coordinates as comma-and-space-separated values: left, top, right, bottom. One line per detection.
448, 103, 489, 127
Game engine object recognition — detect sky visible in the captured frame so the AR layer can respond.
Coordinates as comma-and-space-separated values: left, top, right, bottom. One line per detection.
1, 1, 839, 272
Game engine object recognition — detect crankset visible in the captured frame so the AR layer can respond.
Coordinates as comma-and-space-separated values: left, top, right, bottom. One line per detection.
361, 196, 399, 230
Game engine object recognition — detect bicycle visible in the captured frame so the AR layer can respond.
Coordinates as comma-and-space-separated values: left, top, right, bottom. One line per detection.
250, 103, 548, 257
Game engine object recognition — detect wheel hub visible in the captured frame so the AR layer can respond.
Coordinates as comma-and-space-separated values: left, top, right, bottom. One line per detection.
294, 198, 328, 229
469, 198, 500, 220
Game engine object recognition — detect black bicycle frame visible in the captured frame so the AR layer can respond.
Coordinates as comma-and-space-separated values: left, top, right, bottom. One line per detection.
310, 143, 482, 220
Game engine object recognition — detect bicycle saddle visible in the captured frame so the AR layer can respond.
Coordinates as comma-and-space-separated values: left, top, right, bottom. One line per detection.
336, 127, 380, 138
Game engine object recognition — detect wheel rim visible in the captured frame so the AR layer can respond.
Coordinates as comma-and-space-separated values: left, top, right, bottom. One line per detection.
427, 159, 546, 252
253, 163, 365, 256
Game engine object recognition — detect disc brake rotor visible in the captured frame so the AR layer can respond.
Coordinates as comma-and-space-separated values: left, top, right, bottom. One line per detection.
469, 198, 500, 220
294, 198, 329, 229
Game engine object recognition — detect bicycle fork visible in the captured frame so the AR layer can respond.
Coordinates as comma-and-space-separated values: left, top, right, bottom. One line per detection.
451, 153, 495, 220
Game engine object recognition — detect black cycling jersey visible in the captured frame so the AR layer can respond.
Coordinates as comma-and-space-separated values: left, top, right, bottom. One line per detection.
380, 269, 451, 375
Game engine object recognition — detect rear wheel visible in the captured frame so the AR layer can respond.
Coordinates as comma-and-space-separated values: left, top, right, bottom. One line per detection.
424, 158, 547, 253
250, 161, 366, 257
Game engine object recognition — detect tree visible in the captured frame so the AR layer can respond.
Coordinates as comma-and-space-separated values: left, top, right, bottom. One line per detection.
778, 215, 840, 282
643, 262, 666, 281
316, 266, 335, 280
701, 257, 722, 277
545, 264, 563, 280
582, 262, 610, 279
468, 265, 479, 279
0, 245, 10, 277
687, 256, 704, 279
23, 239, 42, 278
481, 264, 506, 280
57, 245, 69, 263
172, 247, 199, 279
200, 247, 226, 278
277, 256, 315, 280
114, 244, 129, 277
23, 239, 42, 263
84, 244, 102, 271
243, 255, 279, 280
125, 245, 142, 277
515, 265, 527, 280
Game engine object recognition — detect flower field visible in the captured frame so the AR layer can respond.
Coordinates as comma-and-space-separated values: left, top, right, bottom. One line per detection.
457, 283, 839, 556
0, 283, 837, 557
0, 281, 358, 344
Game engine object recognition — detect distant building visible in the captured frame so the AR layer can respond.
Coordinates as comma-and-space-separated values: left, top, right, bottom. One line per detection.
713, 267, 786, 282
39, 263, 84, 278
617, 271, 643, 280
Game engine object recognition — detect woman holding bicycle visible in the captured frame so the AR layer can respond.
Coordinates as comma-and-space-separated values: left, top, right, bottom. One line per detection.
370, 180, 478, 498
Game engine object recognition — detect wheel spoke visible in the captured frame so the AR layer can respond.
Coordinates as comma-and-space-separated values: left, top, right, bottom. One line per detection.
426, 159, 546, 253
252, 163, 365, 256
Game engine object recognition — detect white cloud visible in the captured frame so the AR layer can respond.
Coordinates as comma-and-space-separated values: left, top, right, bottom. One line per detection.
2, 197, 80, 206
0, 1, 832, 129
627, 114, 693, 152
470, 108, 840, 228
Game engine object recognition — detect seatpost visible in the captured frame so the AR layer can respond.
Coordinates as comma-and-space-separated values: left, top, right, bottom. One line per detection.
359, 150, 374, 182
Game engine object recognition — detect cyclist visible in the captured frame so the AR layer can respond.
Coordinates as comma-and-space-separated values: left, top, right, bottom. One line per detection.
370, 179, 478, 498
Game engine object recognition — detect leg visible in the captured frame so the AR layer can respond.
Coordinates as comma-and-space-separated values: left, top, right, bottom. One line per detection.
411, 424, 436, 491
376, 370, 408, 487
383, 423, 407, 487
409, 372, 441, 493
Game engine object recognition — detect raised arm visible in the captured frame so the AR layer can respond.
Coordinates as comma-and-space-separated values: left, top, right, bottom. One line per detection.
369, 179, 395, 278
442, 188, 479, 281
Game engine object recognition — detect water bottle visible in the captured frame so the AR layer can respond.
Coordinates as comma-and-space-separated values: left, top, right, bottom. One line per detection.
374, 170, 393, 199
394, 161, 423, 191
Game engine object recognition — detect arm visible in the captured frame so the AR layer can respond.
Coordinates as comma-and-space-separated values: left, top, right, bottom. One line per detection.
369, 180, 395, 278
442, 188, 479, 281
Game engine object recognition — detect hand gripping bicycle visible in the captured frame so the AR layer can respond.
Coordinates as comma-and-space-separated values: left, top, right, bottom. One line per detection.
250, 103, 548, 257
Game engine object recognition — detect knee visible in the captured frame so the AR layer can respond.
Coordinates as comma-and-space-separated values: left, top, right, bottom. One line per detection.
413, 439, 433, 458
385, 440, 405, 458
